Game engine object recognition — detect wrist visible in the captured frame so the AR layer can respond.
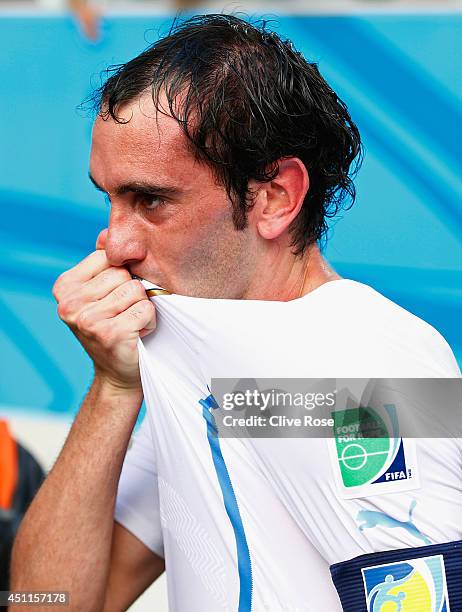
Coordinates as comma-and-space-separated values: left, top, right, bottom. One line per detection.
91, 373, 144, 404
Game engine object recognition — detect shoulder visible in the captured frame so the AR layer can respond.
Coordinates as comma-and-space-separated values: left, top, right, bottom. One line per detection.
314, 279, 460, 377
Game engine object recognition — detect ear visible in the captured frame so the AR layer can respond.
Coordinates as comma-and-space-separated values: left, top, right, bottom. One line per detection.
250, 158, 309, 241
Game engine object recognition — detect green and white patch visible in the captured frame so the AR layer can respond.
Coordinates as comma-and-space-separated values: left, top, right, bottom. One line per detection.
329, 404, 419, 499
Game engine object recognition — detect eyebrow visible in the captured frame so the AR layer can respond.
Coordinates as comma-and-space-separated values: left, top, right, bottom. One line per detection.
88, 172, 181, 197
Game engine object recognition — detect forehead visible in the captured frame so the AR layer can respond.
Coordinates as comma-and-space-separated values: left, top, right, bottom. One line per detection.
90, 93, 197, 187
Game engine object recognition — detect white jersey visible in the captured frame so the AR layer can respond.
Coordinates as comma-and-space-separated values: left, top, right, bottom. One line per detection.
115, 279, 461, 612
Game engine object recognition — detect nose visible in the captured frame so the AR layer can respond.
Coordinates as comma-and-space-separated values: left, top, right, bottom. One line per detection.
105, 205, 147, 267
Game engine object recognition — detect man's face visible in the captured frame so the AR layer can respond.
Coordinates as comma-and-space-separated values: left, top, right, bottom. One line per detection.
89, 94, 257, 298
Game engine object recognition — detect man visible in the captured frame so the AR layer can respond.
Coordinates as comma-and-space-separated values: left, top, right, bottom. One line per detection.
11, 14, 461, 612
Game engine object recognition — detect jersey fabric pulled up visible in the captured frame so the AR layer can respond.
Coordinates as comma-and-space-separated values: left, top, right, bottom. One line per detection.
115, 279, 461, 611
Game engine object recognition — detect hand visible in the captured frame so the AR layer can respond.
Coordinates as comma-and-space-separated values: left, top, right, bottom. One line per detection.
53, 229, 156, 391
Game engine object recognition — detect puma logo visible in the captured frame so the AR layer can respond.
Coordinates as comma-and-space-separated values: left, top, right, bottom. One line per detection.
357, 500, 432, 546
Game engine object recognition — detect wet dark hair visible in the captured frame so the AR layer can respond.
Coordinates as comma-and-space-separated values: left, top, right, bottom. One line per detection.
90, 14, 362, 254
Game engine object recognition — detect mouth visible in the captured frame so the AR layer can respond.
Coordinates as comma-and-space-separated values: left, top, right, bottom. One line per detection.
131, 274, 171, 297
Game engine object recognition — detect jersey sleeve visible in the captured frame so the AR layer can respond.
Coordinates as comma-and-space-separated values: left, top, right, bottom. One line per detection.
114, 414, 164, 558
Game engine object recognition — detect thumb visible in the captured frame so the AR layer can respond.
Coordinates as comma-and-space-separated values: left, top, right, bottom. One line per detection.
96, 228, 108, 250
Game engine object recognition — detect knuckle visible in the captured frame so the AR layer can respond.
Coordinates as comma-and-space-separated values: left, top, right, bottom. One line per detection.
131, 300, 153, 320
141, 299, 154, 314
119, 268, 132, 282
129, 307, 143, 321
57, 299, 72, 321
75, 308, 94, 332
128, 278, 141, 292
113, 278, 139, 302
132, 279, 147, 298
104, 267, 129, 285
112, 285, 129, 302
96, 321, 115, 347
128, 307, 141, 321
52, 283, 60, 302
52, 274, 68, 301
112, 268, 132, 286
56, 301, 66, 320
97, 268, 114, 286
61, 297, 83, 324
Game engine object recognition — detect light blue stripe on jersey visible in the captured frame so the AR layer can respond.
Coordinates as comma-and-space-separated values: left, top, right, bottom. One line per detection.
200, 394, 253, 612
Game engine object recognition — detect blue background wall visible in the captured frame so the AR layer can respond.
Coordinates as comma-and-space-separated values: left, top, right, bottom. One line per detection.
1, 13, 461, 417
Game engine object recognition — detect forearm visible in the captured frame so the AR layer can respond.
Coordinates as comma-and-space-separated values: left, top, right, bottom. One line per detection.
10, 378, 143, 611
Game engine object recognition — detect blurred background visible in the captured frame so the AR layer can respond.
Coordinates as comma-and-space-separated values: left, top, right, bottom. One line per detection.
1, 0, 461, 609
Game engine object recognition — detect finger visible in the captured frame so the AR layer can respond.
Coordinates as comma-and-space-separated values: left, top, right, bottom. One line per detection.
53, 250, 110, 300
139, 307, 157, 338
70, 266, 132, 305
96, 228, 108, 250
77, 279, 148, 326
113, 299, 156, 336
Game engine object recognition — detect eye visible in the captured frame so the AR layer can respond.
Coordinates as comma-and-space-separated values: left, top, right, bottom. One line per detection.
140, 194, 167, 211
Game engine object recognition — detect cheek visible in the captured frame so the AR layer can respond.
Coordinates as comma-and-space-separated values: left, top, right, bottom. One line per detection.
178, 192, 234, 246
146, 212, 213, 274
147, 187, 239, 278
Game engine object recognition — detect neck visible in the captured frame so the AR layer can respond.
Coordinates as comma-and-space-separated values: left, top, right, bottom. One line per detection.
241, 244, 341, 301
